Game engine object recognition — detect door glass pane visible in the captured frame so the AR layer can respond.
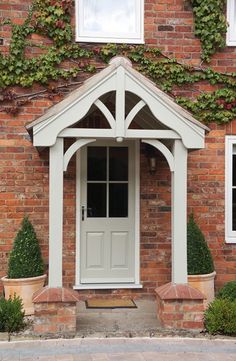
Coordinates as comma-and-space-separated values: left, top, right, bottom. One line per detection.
87, 183, 106, 217
88, 147, 106, 181
109, 147, 128, 181
233, 154, 236, 186
109, 184, 128, 217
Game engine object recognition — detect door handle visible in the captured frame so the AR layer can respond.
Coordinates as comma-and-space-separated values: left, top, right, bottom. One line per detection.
82, 206, 85, 221
82, 206, 92, 221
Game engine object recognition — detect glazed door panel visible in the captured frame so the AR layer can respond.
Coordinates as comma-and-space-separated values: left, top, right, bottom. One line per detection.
80, 141, 135, 284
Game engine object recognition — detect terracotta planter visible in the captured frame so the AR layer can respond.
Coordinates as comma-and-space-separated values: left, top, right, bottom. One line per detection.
1, 274, 46, 315
188, 271, 216, 306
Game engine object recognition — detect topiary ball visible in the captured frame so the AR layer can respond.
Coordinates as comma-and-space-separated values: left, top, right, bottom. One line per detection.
187, 213, 214, 275
7, 216, 44, 279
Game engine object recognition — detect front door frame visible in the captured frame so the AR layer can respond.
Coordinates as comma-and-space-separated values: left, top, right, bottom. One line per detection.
74, 139, 142, 289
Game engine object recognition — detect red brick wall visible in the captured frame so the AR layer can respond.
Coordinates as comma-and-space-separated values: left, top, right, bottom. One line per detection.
0, 0, 236, 295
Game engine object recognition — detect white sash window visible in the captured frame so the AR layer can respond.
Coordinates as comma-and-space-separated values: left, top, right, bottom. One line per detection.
227, 0, 236, 45
225, 136, 236, 242
75, 0, 144, 44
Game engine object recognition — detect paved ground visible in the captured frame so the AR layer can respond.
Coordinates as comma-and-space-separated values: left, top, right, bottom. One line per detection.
0, 299, 235, 360
76, 299, 161, 337
0, 337, 236, 361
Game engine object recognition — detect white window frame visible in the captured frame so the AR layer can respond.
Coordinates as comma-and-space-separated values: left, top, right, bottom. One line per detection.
225, 136, 236, 243
227, 0, 236, 46
75, 0, 144, 44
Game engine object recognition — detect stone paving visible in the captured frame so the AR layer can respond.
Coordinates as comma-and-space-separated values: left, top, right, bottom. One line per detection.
0, 299, 236, 360
0, 337, 236, 361
76, 298, 161, 337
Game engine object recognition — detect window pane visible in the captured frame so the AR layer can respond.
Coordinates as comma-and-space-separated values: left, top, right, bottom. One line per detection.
233, 189, 236, 231
109, 184, 128, 217
109, 147, 128, 181
83, 0, 136, 34
233, 154, 236, 186
87, 184, 106, 217
87, 147, 106, 181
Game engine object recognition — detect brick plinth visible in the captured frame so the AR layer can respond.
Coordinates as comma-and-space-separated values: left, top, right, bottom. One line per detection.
32, 287, 80, 335
155, 283, 205, 330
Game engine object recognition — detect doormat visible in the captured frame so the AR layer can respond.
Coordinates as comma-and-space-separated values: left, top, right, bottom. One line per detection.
85, 298, 137, 309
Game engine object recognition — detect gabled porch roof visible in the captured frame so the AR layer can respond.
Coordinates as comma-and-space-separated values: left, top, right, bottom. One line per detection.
26, 56, 208, 149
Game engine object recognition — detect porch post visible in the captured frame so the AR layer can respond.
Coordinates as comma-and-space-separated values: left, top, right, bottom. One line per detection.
49, 138, 64, 287
171, 139, 188, 284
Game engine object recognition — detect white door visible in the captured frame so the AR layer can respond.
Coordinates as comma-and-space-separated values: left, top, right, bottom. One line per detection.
80, 141, 135, 284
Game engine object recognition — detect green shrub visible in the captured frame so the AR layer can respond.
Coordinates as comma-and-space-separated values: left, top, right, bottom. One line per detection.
0, 295, 25, 333
217, 281, 236, 301
187, 214, 214, 275
204, 298, 236, 335
7, 216, 44, 279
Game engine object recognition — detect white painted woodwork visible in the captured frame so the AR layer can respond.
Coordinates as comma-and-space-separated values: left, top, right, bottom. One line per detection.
142, 139, 175, 172
115, 66, 126, 138
111, 232, 128, 268
27, 57, 208, 288
86, 232, 104, 268
29, 57, 207, 150
94, 99, 116, 129
125, 100, 146, 129
49, 138, 64, 287
125, 73, 205, 149
60, 129, 179, 139
225, 136, 236, 243
80, 141, 135, 284
134, 141, 140, 284
226, 0, 236, 46
74, 283, 143, 290
63, 138, 96, 171
171, 140, 188, 284
75, 0, 144, 44
33, 71, 117, 146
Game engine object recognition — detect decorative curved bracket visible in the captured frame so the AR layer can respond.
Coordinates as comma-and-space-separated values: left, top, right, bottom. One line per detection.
63, 138, 96, 171
94, 99, 116, 129
142, 139, 175, 172
125, 100, 146, 129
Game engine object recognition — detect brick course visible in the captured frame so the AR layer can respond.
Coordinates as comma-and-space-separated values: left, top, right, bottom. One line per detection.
32, 287, 80, 335
155, 283, 205, 329
0, 0, 235, 299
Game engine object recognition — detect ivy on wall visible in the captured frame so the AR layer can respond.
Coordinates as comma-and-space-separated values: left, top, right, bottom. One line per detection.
0, 0, 234, 125
190, 0, 227, 63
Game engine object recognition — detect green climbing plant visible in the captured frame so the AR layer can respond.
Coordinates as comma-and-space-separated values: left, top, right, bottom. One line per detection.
191, 0, 227, 62
0, 0, 234, 125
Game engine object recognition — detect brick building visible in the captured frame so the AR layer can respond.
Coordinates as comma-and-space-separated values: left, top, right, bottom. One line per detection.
0, 0, 235, 330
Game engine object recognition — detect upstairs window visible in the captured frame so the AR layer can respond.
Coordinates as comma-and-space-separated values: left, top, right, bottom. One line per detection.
227, 0, 236, 45
75, 0, 144, 44
225, 136, 236, 243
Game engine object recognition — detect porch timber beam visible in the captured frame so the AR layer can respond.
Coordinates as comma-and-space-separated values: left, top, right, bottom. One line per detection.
59, 129, 180, 139
49, 138, 64, 287
126, 130, 180, 139
59, 129, 115, 138
171, 139, 188, 284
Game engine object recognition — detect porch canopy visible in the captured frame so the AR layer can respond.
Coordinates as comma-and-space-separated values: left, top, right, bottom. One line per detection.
27, 56, 208, 288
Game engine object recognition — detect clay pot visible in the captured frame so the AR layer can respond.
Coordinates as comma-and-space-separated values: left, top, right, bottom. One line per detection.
1, 274, 46, 315
188, 271, 216, 306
